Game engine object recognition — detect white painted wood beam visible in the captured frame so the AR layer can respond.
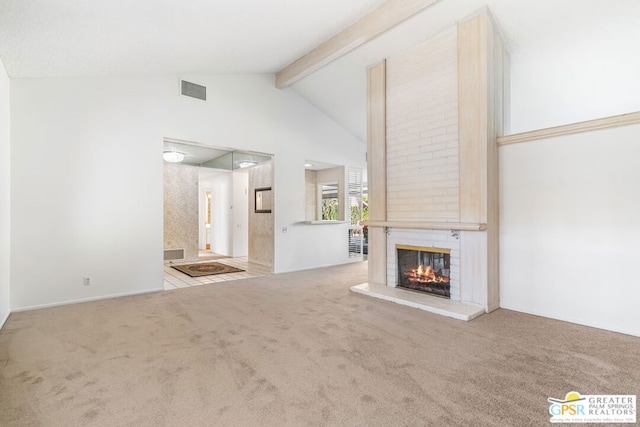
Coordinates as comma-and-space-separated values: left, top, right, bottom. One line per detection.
275, 0, 441, 89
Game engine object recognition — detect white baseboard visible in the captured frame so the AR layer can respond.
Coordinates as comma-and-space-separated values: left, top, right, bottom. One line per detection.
500, 304, 640, 338
0, 311, 9, 330
273, 257, 363, 275
11, 287, 163, 313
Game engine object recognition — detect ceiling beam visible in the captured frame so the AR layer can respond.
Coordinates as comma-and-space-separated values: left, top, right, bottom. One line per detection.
275, 0, 442, 89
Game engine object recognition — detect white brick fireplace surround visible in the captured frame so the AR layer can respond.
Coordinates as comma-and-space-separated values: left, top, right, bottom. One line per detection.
352, 10, 509, 321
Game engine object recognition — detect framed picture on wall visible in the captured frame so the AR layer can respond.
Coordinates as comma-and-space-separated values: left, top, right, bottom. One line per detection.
254, 187, 272, 213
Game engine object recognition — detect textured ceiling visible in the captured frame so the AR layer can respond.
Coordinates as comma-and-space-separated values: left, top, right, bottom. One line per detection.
0, 0, 387, 78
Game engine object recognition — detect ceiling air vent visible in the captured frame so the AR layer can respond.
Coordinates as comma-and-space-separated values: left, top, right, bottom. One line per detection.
180, 80, 206, 101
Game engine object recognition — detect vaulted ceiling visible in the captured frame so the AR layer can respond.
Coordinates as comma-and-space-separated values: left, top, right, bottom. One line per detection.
1, 0, 639, 142
0, 0, 388, 77
290, 0, 640, 141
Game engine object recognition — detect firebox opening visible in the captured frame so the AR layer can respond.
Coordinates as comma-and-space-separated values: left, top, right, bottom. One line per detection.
397, 245, 451, 298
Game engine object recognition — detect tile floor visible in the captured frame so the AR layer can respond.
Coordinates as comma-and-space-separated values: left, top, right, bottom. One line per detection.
163, 256, 271, 290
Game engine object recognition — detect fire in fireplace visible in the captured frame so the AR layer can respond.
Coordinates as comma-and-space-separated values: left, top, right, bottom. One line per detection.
397, 245, 451, 298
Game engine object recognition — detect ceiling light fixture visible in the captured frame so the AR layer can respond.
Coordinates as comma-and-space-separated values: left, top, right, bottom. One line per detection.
237, 161, 257, 168
163, 151, 185, 163
304, 163, 313, 168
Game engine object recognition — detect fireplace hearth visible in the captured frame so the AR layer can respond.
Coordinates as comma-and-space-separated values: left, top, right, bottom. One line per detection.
397, 245, 451, 298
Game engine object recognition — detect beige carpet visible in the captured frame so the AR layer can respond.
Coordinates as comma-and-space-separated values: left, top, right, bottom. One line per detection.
1, 261, 638, 426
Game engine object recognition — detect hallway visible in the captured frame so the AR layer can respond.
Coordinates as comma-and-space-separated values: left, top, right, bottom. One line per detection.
163, 256, 271, 290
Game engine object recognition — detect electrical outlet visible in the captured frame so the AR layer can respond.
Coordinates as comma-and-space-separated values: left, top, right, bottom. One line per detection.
83, 277, 91, 286
282, 226, 288, 233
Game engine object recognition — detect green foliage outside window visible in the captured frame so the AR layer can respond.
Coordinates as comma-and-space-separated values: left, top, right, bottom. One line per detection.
322, 198, 339, 221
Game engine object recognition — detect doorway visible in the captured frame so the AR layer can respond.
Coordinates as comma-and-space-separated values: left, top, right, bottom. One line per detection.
197, 167, 249, 259
162, 138, 273, 269
204, 190, 211, 251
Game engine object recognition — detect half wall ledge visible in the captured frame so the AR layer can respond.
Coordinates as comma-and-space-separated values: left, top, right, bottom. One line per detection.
350, 283, 485, 321
365, 221, 487, 231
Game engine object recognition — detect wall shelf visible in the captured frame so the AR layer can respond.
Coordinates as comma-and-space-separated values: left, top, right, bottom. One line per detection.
299, 220, 350, 225
497, 111, 640, 146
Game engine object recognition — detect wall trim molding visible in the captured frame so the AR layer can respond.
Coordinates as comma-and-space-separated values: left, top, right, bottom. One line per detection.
498, 111, 640, 146
275, 0, 441, 89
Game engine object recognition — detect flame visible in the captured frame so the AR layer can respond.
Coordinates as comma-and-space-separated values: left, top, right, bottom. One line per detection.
408, 264, 449, 283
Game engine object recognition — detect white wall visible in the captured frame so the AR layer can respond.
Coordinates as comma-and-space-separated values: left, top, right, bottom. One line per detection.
502, 3, 640, 336
10, 74, 365, 309
282, 222, 352, 271
0, 58, 10, 327
499, 124, 640, 337
509, 4, 640, 133
11, 77, 168, 310
291, 56, 367, 142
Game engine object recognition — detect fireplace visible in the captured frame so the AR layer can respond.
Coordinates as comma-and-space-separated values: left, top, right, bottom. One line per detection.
397, 245, 451, 298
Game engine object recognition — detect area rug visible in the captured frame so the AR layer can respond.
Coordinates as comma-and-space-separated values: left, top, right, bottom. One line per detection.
171, 262, 244, 277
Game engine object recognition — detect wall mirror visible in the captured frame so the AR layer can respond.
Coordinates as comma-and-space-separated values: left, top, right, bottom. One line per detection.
254, 187, 272, 213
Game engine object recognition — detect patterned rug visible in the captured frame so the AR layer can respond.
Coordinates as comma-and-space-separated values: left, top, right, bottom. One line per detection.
171, 262, 244, 277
